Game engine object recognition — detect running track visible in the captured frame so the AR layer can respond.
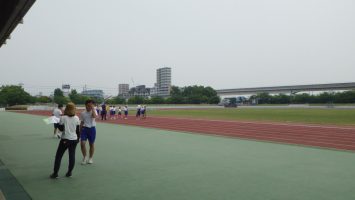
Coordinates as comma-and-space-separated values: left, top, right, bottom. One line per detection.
17, 110, 355, 152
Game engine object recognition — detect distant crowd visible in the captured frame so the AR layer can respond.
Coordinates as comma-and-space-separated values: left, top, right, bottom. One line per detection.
95, 104, 147, 120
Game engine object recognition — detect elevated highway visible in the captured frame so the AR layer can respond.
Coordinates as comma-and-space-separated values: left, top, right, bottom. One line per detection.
216, 82, 355, 96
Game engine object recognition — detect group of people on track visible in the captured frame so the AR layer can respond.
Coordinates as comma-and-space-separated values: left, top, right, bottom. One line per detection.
96, 104, 128, 120
135, 105, 147, 119
95, 104, 147, 120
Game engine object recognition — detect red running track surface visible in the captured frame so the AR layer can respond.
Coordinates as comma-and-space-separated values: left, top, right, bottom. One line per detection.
18, 110, 355, 152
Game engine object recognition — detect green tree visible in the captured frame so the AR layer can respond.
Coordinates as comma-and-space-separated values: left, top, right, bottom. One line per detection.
271, 93, 290, 104
334, 90, 355, 103
0, 85, 32, 106
91, 97, 104, 105
188, 95, 202, 104
150, 96, 165, 104
179, 85, 220, 104
143, 98, 151, 104
170, 86, 181, 96
112, 96, 126, 104
69, 89, 90, 104
293, 93, 312, 104
315, 92, 334, 104
106, 96, 126, 104
105, 98, 114, 104
35, 96, 52, 103
202, 86, 217, 97
167, 95, 184, 104
127, 96, 145, 104
53, 88, 69, 105
168, 86, 185, 104
208, 96, 221, 104
54, 96, 69, 105
255, 92, 272, 104
54, 88, 64, 97
0, 94, 6, 106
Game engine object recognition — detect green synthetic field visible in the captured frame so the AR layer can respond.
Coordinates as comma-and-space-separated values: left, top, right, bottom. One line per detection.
148, 108, 355, 125
1, 111, 355, 200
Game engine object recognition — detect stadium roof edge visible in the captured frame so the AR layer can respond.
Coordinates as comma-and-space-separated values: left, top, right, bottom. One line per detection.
0, 0, 36, 48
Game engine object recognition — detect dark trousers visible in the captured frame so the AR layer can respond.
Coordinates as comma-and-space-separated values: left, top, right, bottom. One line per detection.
101, 111, 107, 120
53, 139, 78, 174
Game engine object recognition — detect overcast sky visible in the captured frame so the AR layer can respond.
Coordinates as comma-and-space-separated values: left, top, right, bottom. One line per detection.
0, 0, 354, 95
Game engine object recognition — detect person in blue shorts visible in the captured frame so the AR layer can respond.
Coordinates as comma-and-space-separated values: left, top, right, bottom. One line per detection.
136, 105, 141, 119
140, 105, 146, 119
117, 106, 122, 119
80, 99, 98, 165
123, 105, 128, 119
109, 106, 114, 119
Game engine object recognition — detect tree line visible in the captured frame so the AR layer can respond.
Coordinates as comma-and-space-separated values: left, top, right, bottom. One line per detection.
0, 85, 221, 106
2, 84, 353, 106
249, 91, 355, 104
0, 86, 100, 106
126, 86, 221, 104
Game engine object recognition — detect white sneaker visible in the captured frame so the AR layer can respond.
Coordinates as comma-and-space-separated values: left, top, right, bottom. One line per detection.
88, 158, 93, 164
81, 158, 88, 165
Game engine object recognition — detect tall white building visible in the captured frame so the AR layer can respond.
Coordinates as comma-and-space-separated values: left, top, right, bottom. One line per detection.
156, 67, 171, 97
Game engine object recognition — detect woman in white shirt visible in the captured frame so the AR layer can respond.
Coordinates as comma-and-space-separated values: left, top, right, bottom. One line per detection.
50, 102, 80, 179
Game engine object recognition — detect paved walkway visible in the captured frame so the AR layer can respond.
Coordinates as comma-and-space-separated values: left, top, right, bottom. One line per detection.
0, 159, 31, 200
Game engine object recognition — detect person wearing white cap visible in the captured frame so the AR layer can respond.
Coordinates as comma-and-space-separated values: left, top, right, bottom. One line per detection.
136, 105, 141, 119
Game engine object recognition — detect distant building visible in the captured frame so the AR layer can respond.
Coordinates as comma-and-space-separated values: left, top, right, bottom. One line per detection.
128, 85, 150, 97
62, 84, 70, 97
119, 84, 129, 95
157, 67, 171, 97
150, 83, 158, 96
82, 90, 104, 99
36, 92, 43, 97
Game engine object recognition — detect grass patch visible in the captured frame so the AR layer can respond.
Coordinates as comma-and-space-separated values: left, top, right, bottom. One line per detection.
5, 105, 28, 110
148, 108, 355, 125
